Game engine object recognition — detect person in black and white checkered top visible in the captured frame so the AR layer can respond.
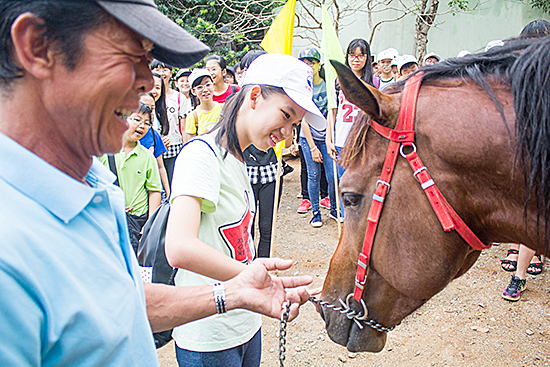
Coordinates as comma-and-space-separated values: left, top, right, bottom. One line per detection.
244, 145, 282, 258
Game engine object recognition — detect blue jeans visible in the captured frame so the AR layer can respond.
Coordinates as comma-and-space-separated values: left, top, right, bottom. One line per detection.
175, 329, 261, 367
335, 146, 346, 180
334, 146, 346, 215
300, 137, 336, 213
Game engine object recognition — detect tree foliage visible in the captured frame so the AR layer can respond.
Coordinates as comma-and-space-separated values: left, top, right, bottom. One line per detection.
530, 0, 550, 14
155, 0, 284, 65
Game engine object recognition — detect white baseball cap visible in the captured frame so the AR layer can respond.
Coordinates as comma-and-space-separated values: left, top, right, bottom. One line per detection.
423, 52, 441, 62
189, 68, 212, 88
457, 50, 471, 57
242, 54, 326, 130
377, 48, 399, 62
396, 54, 418, 73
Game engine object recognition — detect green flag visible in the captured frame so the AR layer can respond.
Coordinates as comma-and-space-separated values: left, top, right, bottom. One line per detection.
321, 5, 344, 110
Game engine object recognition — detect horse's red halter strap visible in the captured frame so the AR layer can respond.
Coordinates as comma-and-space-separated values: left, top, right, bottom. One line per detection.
353, 72, 492, 302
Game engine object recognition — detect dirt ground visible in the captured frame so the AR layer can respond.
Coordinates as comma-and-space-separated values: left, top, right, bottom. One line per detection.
158, 156, 550, 366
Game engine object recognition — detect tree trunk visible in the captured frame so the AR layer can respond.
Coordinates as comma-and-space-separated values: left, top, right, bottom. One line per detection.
413, 0, 439, 62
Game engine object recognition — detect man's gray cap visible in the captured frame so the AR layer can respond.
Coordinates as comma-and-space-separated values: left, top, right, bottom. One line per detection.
96, 0, 209, 68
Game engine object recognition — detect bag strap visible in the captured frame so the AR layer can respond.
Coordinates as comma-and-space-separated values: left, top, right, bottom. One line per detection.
193, 110, 199, 132
107, 154, 119, 187
184, 137, 217, 157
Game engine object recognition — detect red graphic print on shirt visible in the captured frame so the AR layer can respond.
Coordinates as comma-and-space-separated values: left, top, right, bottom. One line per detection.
219, 208, 254, 264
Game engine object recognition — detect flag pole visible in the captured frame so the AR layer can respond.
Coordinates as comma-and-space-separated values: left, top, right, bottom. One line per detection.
333, 157, 342, 237
270, 152, 283, 258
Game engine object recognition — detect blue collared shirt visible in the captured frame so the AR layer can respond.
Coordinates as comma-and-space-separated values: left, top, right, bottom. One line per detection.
0, 133, 159, 366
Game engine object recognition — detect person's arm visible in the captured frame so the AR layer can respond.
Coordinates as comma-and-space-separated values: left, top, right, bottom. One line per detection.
145, 258, 312, 333
184, 113, 197, 143
165, 195, 247, 281
148, 191, 161, 218
301, 120, 322, 163
325, 108, 337, 160
156, 156, 170, 198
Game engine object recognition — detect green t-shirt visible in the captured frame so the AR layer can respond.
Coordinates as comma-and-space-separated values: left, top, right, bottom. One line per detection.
99, 142, 161, 216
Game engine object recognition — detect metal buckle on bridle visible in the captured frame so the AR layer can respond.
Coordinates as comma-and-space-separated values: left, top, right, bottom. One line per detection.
354, 259, 367, 290
399, 142, 416, 158
412, 166, 435, 189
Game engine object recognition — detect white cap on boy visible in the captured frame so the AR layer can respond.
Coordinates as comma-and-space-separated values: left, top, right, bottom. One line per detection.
396, 54, 418, 73
242, 53, 326, 130
377, 47, 399, 62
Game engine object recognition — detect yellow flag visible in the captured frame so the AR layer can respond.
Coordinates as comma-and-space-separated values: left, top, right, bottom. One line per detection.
260, 0, 296, 55
321, 4, 345, 110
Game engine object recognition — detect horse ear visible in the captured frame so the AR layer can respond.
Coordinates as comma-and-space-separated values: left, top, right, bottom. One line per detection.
330, 60, 384, 120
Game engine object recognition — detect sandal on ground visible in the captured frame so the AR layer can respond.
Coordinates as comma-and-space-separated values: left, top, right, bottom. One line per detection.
526, 253, 545, 276
502, 275, 526, 302
500, 248, 518, 272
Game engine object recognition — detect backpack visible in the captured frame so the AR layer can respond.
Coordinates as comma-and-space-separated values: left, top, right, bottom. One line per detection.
136, 138, 217, 348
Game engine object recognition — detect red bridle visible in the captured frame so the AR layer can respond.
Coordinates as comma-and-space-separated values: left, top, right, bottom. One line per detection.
352, 72, 493, 302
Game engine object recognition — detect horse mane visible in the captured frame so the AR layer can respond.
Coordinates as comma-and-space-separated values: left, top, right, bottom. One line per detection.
341, 35, 550, 254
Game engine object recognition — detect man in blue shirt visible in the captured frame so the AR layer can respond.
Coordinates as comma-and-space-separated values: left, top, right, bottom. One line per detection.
0, 1, 311, 365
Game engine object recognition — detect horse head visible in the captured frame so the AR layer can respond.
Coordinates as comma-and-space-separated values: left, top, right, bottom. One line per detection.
319, 44, 550, 352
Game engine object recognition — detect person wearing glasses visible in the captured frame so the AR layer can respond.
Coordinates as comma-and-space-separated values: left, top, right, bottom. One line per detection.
326, 38, 375, 186
184, 69, 223, 142
99, 102, 162, 252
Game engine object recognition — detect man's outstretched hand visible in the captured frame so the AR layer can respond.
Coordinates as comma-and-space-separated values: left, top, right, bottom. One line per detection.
225, 258, 312, 321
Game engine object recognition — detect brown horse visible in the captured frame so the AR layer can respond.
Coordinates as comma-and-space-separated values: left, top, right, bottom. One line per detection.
319, 37, 550, 352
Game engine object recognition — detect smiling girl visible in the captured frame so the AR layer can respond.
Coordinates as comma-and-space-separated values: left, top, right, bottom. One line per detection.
165, 54, 324, 367
205, 55, 240, 103
183, 69, 223, 142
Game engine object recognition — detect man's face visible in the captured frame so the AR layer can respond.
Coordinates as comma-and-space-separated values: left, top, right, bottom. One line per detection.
401, 63, 419, 77
301, 58, 321, 77
49, 18, 154, 156
424, 57, 438, 66
379, 58, 392, 74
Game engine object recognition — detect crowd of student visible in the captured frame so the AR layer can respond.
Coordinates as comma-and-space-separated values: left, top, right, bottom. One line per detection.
93, 21, 550, 366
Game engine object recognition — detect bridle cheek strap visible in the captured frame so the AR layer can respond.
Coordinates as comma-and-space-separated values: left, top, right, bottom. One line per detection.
353, 73, 491, 303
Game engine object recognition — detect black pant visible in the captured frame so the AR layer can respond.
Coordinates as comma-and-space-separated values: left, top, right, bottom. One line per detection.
127, 212, 148, 254
298, 144, 328, 200
252, 178, 283, 258
163, 156, 177, 187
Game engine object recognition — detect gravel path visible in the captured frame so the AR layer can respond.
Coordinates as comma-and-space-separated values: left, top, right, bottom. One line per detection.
158, 156, 550, 366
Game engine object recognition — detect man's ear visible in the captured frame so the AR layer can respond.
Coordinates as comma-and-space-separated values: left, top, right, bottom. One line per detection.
11, 13, 56, 80
248, 85, 261, 110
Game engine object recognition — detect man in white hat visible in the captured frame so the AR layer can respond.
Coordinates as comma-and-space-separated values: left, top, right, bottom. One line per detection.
377, 47, 399, 89
423, 52, 441, 66
0, 1, 311, 365
396, 54, 420, 81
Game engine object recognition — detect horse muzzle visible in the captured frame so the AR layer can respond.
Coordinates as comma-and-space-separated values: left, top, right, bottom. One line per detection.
318, 294, 388, 352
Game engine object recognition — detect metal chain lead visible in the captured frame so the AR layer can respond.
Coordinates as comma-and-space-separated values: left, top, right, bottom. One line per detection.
279, 301, 289, 367
308, 295, 397, 333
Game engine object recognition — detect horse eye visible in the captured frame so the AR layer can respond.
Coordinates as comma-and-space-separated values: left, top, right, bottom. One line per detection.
343, 194, 362, 207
